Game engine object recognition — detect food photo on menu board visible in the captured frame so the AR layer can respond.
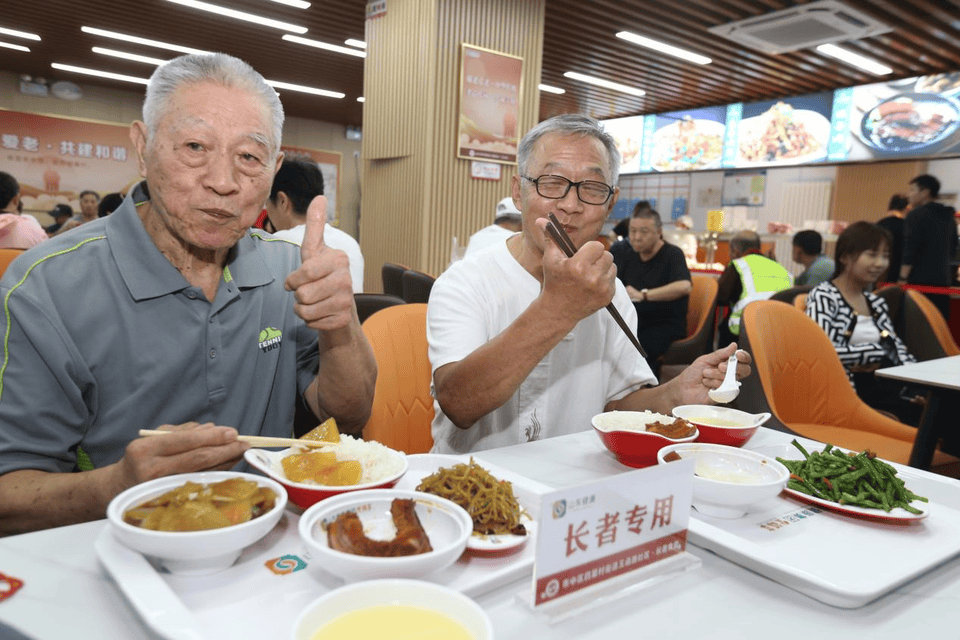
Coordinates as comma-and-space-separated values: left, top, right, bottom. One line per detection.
733, 92, 833, 167
602, 116, 643, 174
649, 106, 727, 172
844, 71, 960, 161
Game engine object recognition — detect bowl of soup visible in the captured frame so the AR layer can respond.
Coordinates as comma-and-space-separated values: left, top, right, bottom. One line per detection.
658, 443, 790, 519
106, 471, 287, 575
244, 434, 407, 509
591, 410, 699, 468
672, 405, 770, 447
291, 579, 492, 640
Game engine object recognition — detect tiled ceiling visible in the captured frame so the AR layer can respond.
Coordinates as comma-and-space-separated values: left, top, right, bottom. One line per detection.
2, 0, 960, 129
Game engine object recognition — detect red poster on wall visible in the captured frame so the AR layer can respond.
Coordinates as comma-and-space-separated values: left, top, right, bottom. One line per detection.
0, 109, 141, 218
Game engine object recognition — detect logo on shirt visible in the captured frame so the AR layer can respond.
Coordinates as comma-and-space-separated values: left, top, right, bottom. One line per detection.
258, 327, 283, 353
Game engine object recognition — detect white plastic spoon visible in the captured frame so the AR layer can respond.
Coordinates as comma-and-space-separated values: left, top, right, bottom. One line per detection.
708, 351, 742, 404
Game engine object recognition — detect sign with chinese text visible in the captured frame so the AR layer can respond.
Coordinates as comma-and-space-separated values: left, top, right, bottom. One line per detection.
365, 0, 386, 19
457, 43, 523, 165
279, 145, 342, 226
0, 109, 140, 217
532, 459, 694, 606
470, 160, 502, 181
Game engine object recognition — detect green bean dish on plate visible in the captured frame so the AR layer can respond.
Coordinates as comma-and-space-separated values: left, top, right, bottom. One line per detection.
775, 440, 930, 522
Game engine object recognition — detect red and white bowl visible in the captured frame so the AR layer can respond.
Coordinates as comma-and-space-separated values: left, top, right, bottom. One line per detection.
672, 405, 770, 448
592, 411, 699, 468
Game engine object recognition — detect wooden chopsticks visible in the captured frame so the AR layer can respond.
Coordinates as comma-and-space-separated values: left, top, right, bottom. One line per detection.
545, 213, 647, 358
137, 429, 334, 449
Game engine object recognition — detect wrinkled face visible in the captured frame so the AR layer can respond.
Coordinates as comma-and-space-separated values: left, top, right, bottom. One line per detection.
845, 245, 890, 286
628, 216, 660, 254
134, 81, 281, 252
512, 132, 618, 254
79, 194, 99, 219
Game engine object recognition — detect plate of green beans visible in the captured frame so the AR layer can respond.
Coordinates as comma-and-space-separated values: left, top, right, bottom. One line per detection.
767, 440, 930, 523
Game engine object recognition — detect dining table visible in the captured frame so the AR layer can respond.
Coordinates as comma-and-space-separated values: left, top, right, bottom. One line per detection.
2, 426, 960, 640
876, 355, 960, 469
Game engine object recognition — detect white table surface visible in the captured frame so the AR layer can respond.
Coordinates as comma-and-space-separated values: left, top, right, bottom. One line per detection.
876, 355, 960, 391
3, 427, 960, 639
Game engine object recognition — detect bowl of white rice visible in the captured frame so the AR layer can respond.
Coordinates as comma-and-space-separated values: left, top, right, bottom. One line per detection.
592, 411, 699, 468
244, 435, 407, 509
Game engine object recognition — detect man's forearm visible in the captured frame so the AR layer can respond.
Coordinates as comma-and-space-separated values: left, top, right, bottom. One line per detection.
606, 377, 683, 416
309, 322, 378, 435
648, 279, 692, 302
0, 467, 119, 536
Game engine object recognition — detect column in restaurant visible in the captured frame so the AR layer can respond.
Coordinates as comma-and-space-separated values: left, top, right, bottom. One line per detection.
359, 0, 546, 289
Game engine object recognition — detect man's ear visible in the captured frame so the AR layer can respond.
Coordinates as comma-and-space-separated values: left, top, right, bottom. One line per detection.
130, 121, 149, 177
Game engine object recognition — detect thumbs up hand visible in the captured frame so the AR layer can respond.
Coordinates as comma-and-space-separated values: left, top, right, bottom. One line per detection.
284, 196, 356, 331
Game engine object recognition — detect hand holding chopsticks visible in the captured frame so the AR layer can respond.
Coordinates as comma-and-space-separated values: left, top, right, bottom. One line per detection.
544, 213, 647, 358
138, 429, 334, 449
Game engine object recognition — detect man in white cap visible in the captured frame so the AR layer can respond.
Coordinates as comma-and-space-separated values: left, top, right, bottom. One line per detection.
464, 196, 523, 257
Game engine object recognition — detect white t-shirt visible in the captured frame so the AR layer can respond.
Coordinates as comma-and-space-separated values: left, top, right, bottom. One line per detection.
463, 224, 516, 258
427, 240, 657, 454
850, 314, 881, 346
272, 223, 365, 293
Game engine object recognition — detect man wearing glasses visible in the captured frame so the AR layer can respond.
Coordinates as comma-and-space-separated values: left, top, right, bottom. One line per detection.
427, 114, 748, 454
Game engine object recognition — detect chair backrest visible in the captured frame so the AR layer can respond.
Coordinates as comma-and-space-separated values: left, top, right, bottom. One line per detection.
360, 304, 434, 454
793, 293, 808, 312
874, 285, 904, 323
0, 248, 25, 278
401, 269, 436, 304
769, 284, 813, 305
658, 275, 718, 366
355, 293, 406, 325
903, 289, 960, 358
381, 262, 408, 298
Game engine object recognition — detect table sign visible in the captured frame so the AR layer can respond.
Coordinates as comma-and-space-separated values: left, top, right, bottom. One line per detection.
470, 160, 502, 181
527, 459, 697, 617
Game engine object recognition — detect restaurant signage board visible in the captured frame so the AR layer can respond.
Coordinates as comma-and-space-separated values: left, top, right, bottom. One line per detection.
532, 459, 694, 607
603, 116, 642, 174
600, 69, 960, 174
457, 43, 523, 165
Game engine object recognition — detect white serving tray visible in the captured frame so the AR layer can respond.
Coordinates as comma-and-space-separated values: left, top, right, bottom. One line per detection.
687, 439, 960, 608
96, 454, 549, 640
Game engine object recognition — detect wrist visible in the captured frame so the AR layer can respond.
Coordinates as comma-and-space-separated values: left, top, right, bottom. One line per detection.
641, 288, 649, 302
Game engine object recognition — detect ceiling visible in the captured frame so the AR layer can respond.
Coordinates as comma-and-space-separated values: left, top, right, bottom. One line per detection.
3, 0, 960, 129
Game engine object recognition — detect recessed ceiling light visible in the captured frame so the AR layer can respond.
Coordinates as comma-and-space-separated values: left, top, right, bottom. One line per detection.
615, 31, 712, 65
357, 96, 365, 102
282, 34, 367, 58
82, 27, 212, 55
563, 72, 645, 97
51, 63, 150, 85
0, 26, 40, 41
0, 41, 30, 52
345, 39, 367, 49
93, 47, 168, 66
816, 44, 892, 76
538, 84, 565, 94
265, 0, 310, 8
265, 80, 344, 99
164, 0, 308, 34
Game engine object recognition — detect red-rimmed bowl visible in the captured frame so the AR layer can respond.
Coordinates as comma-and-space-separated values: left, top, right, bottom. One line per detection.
672, 405, 770, 448
591, 411, 699, 468
244, 437, 407, 509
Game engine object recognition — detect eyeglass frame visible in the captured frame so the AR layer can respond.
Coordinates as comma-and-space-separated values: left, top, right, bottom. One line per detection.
521, 174, 616, 206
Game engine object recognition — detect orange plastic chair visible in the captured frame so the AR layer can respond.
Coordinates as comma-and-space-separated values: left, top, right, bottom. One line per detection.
0, 248, 25, 278
793, 293, 808, 312
740, 300, 955, 466
660, 275, 718, 366
360, 304, 434, 454
904, 289, 960, 357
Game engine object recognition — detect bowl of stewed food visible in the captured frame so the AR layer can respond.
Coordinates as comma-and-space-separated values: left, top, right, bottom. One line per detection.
591, 410, 699, 468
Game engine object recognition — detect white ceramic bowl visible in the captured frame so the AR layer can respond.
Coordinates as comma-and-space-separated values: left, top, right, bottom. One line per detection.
291, 579, 493, 640
298, 489, 473, 582
106, 471, 287, 575
657, 443, 789, 519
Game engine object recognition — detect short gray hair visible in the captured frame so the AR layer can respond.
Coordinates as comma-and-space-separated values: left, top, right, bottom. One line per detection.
517, 114, 621, 185
143, 53, 284, 158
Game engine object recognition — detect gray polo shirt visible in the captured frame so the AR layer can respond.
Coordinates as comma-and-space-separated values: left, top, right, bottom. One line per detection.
0, 183, 319, 474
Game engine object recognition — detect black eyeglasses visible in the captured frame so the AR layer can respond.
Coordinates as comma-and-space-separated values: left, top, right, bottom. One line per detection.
522, 174, 614, 205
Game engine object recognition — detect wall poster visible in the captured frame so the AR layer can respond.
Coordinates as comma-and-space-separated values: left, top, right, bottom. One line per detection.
457, 43, 523, 165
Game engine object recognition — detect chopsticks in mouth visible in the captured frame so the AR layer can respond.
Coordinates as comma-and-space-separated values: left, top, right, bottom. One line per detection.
545, 213, 647, 358
137, 429, 335, 449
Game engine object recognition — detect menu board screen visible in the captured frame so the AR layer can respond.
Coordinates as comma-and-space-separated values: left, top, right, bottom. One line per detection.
645, 106, 727, 172
602, 116, 644, 174
731, 92, 833, 168
835, 71, 960, 161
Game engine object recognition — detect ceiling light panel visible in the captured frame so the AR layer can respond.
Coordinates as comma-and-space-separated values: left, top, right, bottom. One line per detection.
538, 84, 565, 94
265, 0, 311, 8
265, 80, 344, 98
345, 39, 367, 49
563, 72, 645, 97
817, 44, 892, 75
82, 27, 212, 55
0, 41, 30, 52
0, 26, 40, 41
615, 31, 711, 65
164, 0, 308, 33
51, 63, 150, 85
93, 47, 169, 66
282, 34, 367, 58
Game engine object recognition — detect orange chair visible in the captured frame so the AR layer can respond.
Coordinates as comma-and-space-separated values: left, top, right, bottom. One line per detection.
738, 300, 956, 466
360, 304, 434, 454
660, 275, 718, 366
0, 248, 25, 278
793, 293, 808, 312
903, 289, 960, 358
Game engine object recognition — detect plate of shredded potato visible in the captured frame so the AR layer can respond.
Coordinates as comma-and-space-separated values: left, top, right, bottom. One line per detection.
398, 455, 535, 554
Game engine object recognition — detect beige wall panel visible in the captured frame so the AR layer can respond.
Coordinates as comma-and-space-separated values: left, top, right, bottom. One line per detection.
833, 161, 927, 224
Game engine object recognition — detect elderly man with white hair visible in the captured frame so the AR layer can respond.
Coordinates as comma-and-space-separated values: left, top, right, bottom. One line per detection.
0, 53, 376, 534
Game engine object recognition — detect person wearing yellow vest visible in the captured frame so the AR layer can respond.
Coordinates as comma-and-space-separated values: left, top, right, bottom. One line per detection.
717, 230, 793, 343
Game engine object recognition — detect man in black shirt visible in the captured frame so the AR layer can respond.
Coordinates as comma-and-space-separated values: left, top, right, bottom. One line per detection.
612, 205, 691, 370
877, 193, 908, 284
